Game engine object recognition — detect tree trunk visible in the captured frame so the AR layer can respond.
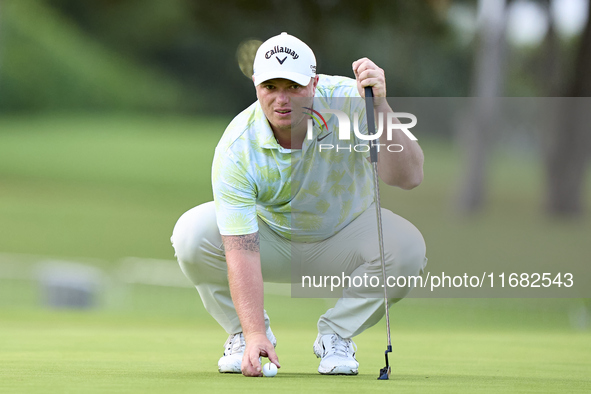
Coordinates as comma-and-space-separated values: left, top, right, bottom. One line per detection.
456, 0, 507, 213
539, 1, 563, 96
545, 0, 591, 216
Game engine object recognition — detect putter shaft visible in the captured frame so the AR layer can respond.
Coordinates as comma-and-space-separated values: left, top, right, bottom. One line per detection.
365, 87, 393, 380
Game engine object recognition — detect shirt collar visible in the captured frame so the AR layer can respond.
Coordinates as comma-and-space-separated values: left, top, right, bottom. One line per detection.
254, 100, 328, 152
301, 97, 330, 150
254, 102, 282, 150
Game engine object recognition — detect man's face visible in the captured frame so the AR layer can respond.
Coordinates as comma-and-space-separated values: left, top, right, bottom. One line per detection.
255, 77, 318, 133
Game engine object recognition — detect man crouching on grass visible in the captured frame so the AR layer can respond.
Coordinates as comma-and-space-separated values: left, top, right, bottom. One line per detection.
171, 32, 427, 377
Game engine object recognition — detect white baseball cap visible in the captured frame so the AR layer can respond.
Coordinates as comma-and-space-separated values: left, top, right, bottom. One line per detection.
252, 32, 316, 86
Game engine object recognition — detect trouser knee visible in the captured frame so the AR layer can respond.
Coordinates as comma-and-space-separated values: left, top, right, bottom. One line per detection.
381, 210, 427, 278
171, 201, 224, 272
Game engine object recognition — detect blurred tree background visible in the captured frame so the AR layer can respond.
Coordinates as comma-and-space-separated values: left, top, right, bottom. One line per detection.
0, 0, 586, 112
0, 0, 589, 215
1, 0, 469, 114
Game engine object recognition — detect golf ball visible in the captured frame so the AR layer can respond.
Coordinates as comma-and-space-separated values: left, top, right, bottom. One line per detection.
262, 362, 277, 377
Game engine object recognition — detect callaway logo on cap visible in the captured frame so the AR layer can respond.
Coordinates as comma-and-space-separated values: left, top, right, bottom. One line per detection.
253, 32, 316, 87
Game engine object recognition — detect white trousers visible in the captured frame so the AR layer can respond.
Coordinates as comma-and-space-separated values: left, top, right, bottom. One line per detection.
171, 201, 427, 338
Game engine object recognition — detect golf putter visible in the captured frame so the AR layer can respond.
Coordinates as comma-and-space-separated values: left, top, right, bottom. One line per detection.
364, 86, 392, 381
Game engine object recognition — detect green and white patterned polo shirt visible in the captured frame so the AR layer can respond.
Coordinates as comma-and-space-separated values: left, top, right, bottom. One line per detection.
212, 74, 374, 242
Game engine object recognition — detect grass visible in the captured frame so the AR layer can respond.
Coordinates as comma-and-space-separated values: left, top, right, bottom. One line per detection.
0, 113, 590, 393
0, 297, 589, 393
0, 114, 226, 260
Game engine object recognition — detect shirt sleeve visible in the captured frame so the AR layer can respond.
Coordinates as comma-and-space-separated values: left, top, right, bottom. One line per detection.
212, 147, 259, 236
352, 96, 369, 141
345, 87, 371, 156
325, 76, 369, 142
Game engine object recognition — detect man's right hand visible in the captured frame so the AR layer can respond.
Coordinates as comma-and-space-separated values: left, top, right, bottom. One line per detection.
241, 332, 281, 377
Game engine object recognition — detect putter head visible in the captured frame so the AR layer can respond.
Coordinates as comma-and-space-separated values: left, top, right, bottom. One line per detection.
378, 346, 392, 380
378, 365, 391, 380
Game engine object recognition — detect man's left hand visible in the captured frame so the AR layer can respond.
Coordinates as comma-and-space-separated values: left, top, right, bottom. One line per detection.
352, 58, 387, 105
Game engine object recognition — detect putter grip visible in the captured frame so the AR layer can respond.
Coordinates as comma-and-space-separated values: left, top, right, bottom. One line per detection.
364, 87, 378, 163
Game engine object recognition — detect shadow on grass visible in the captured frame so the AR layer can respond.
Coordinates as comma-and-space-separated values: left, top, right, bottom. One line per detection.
182, 371, 591, 387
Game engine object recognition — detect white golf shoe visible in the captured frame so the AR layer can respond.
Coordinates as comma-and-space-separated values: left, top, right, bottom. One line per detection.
313, 333, 359, 375
218, 327, 277, 373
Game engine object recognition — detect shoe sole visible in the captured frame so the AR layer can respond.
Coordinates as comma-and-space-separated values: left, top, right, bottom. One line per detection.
318, 366, 359, 375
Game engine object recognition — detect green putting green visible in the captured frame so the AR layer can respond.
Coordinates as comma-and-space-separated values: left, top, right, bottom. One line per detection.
0, 297, 590, 393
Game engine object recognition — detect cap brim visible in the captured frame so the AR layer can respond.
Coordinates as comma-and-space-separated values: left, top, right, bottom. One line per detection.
253, 71, 313, 87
